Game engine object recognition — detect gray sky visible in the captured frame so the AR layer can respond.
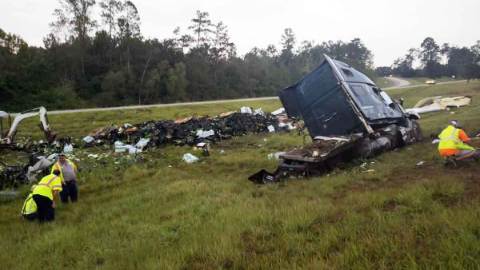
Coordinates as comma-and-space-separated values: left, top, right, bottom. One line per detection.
1, 0, 478, 66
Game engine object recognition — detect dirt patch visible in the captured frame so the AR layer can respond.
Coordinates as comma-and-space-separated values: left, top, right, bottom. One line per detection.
382, 199, 401, 211
331, 161, 480, 205
308, 211, 345, 232
431, 191, 462, 207
462, 172, 480, 201
251, 190, 264, 198
181, 254, 217, 270
240, 230, 277, 257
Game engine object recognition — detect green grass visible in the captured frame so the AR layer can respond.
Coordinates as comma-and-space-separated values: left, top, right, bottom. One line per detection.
1, 81, 480, 269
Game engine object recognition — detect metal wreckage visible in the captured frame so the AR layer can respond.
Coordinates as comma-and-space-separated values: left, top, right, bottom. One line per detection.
0, 105, 296, 190
249, 55, 423, 184
0, 107, 59, 190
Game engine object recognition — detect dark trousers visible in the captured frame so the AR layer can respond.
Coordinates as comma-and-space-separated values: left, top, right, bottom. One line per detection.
32, 195, 54, 222
60, 181, 78, 203
23, 213, 38, 221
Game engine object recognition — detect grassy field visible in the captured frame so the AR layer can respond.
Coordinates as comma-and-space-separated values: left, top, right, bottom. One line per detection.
1, 81, 480, 269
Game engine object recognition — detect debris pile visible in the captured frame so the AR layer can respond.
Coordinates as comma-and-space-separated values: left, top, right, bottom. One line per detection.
0, 160, 27, 190
1, 106, 296, 190
83, 109, 294, 149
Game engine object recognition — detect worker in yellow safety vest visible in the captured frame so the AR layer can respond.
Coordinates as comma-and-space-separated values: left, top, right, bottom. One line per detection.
31, 170, 62, 222
51, 153, 78, 203
21, 193, 38, 221
438, 120, 480, 161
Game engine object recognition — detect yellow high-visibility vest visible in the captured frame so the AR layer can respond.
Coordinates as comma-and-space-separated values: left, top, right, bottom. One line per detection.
21, 193, 37, 216
438, 125, 474, 151
51, 159, 77, 182
32, 174, 62, 200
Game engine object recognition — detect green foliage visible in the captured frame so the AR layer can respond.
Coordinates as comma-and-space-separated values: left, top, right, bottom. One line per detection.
165, 62, 188, 102
1, 4, 377, 112
392, 38, 480, 79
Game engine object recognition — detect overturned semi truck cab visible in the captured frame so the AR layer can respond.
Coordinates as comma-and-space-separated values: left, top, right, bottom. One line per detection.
255, 55, 422, 181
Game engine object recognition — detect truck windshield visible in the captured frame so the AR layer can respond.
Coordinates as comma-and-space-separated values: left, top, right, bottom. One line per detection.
347, 83, 403, 120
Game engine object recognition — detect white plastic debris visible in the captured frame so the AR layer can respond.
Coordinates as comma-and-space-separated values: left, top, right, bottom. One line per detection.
63, 143, 74, 154
88, 154, 99, 159
27, 157, 55, 183
115, 140, 143, 154
416, 161, 425, 167
274, 152, 285, 159
272, 107, 285, 116
126, 145, 142, 154
183, 153, 199, 163
279, 122, 296, 130
196, 142, 207, 148
240, 106, 253, 114
254, 108, 265, 116
268, 152, 286, 160
114, 141, 127, 153
83, 136, 94, 144
196, 129, 215, 138
267, 125, 275, 133
135, 138, 150, 149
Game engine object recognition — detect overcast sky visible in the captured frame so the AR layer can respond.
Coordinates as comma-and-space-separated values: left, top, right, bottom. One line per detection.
1, 0, 478, 66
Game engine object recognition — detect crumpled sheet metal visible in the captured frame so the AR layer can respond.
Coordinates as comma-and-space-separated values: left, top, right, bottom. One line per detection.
406, 96, 472, 114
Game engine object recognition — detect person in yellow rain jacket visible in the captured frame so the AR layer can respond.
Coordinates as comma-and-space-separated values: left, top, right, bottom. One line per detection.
31, 170, 62, 222
21, 193, 38, 221
438, 120, 480, 161
51, 153, 78, 203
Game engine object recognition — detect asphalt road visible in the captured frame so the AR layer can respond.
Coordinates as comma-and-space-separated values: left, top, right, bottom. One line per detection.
384, 77, 410, 88
46, 79, 467, 115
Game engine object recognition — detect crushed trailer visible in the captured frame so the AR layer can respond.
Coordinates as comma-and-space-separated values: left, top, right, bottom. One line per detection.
249, 55, 422, 184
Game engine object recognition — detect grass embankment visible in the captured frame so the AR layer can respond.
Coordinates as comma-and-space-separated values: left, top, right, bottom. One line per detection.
1, 81, 480, 269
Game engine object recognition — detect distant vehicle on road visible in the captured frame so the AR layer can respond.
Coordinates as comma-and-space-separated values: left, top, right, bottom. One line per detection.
425, 80, 436, 85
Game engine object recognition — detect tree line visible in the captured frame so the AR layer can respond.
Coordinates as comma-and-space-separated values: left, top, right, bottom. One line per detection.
376, 37, 480, 79
0, 0, 375, 111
